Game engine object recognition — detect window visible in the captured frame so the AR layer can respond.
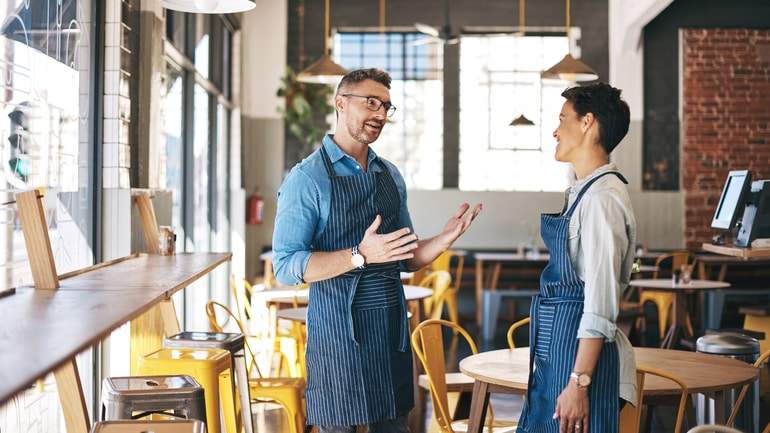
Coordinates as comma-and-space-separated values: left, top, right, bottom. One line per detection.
160, 62, 184, 242
334, 32, 443, 190
459, 34, 570, 192
0, 0, 97, 430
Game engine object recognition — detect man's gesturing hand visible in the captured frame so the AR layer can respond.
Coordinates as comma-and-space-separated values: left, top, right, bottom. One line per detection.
358, 215, 418, 265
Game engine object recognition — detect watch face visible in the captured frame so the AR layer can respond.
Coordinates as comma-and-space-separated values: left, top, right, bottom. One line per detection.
352, 254, 365, 267
578, 374, 591, 387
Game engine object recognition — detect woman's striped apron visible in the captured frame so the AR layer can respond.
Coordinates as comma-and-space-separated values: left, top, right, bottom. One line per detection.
305, 146, 412, 426
517, 171, 627, 433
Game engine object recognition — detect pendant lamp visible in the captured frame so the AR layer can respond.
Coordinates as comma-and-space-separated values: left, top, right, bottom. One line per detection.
297, 0, 347, 84
509, 0, 535, 127
541, 0, 598, 82
161, 0, 255, 14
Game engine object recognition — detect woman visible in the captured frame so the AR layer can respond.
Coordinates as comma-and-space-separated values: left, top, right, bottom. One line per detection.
517, 83, 637, 433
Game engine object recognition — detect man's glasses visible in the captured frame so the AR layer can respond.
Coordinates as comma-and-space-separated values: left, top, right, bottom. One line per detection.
341, 94, 397, 117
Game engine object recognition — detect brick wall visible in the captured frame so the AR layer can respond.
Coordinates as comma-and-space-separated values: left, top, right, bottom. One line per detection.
682, 28, 770, 248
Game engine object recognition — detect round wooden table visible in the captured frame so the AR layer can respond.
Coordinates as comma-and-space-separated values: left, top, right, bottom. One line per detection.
459, 347, 758, 433
267, 284, 433, 306
276, 306, 414, 324
629, 279, 731, 348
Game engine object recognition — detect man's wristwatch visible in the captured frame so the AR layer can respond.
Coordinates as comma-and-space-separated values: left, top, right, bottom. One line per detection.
351, 245, 366, 269
570, 372, 592, 389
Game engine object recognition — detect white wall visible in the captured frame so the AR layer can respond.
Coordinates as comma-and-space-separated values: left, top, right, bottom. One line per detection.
408, 189, 683, 250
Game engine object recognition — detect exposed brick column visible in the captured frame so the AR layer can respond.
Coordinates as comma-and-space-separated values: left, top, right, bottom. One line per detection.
681, 28, 770, 248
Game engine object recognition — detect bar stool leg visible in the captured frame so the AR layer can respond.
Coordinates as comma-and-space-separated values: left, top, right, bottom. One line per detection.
234, 350, 255, 433
219, 367, 239, 433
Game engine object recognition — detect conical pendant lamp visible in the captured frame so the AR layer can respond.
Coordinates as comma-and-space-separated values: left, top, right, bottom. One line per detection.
510, 114, 535, 126
509, 0, 535, 127
297, 0, 347, 84
541, 0, 598, 82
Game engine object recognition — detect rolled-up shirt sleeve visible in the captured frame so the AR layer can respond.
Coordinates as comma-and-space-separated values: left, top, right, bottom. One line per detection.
272, 168, 321, 286
577, 194, 629, 341
387, 162, 416, 271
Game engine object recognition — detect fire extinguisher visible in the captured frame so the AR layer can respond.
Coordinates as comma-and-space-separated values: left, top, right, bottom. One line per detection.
247, 189, 264, 225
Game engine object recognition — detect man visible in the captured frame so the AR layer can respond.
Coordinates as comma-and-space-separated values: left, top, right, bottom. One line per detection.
272, 68, 481, 433
517, 83, 637, 433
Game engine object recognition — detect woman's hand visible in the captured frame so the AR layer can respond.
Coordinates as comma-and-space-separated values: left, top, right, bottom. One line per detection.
554, 382, 590, 433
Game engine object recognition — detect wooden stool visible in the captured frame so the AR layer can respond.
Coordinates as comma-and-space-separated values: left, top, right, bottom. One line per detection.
138, 349, 237, 433
101, 375, 206, 424
164, 332, 253, 433
91, 420, 206, 433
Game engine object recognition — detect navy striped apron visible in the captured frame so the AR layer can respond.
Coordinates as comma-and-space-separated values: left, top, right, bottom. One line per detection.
305, 146, 413, 426
517, 171, 626, 433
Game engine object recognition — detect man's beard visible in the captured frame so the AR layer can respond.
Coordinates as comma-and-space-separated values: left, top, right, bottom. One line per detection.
347, 118, 384, 145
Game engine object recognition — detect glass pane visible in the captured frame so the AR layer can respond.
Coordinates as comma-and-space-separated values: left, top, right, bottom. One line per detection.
185, 83, 210, 330
459, 34, 570, 191
0, 0, 95, 429
211, 104, 229, 303
160, 63, 184, 245
165, 9, 187, 53
194, 14, 210, 78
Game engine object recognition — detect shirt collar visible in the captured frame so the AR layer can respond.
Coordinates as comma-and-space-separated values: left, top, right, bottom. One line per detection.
322, 134, 379, 166
569, 162, 619, 192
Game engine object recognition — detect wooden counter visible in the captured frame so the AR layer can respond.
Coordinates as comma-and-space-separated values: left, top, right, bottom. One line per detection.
0, 252, 231, 406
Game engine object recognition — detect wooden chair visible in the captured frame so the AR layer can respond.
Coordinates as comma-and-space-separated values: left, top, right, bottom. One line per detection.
639, 251, 697, 339
506, 317, 530, 349
741, 305, 770, 396
620, 366, 689, 433
206, 301, 306, 433
685, 426, 743, 433
411, 319, 518, 433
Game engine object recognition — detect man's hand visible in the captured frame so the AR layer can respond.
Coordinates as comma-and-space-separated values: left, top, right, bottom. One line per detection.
554, 382, 590, 433
436, 203, 482, 250
358, 215, 418, 264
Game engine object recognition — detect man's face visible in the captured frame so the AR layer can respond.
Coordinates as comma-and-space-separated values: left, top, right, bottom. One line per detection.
336, 79, 390, 145
553, 100, 585, 163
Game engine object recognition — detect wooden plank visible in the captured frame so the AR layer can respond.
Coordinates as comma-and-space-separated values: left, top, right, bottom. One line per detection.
15, 190, 59, 289
0, 252, 231, 406
702, 242, 770, 258
134, 193, 160, 254
54, 359, 90, 433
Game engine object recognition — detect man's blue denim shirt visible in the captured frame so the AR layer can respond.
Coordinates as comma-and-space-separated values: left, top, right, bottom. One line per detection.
272, 134, 413, 285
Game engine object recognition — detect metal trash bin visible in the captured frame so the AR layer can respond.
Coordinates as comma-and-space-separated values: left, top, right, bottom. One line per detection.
696, 332, 760, 433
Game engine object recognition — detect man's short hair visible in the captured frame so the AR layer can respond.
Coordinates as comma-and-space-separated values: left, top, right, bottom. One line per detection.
336, 68, 392, 94
561, 83, 630, 154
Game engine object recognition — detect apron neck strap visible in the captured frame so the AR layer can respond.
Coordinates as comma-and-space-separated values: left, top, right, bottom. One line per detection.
564, 171, 628, 217
319, 145, 338, 178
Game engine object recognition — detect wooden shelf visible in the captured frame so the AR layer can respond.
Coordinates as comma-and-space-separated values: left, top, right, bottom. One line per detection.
0, 252, 231, 406
701, 242, 770, 258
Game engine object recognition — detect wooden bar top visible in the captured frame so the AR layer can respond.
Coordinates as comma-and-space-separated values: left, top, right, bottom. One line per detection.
0, 252, 231, 405
701, 242, 770, 258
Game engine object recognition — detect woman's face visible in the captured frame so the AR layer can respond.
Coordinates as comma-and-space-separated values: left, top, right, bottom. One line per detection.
553, 100, 584, 163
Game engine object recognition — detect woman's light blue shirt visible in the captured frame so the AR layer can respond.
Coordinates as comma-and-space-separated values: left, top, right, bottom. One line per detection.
272, 134, 414, 285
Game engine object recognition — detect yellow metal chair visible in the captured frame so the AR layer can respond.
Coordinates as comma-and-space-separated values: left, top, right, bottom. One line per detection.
619, 366, 689, 433
506, 317, 531, 349
232, 276, 302, 377
206, 301, 306, 433
419, 271, 455, 322
411, 319, 518, 433
137, 348, 237, 433
742, 306, 770, 395
638, 251, 697, 339
428, 250, 465, 322
91, 420, 206, 433
725, 348, 770, 429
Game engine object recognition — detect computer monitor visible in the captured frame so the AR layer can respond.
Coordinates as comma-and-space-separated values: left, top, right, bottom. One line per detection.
711, 170, 752, 230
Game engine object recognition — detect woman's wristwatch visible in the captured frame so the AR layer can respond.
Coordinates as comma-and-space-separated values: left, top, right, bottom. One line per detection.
570, 372, 592, 389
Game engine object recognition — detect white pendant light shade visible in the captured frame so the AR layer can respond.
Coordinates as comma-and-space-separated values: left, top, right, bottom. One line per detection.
161, 0, 256, 14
